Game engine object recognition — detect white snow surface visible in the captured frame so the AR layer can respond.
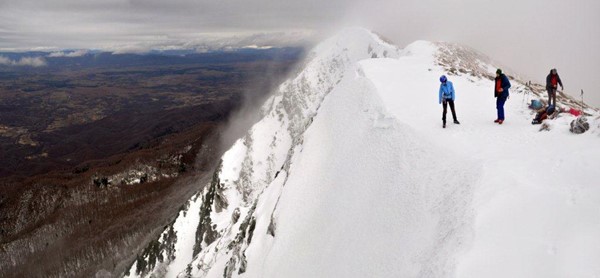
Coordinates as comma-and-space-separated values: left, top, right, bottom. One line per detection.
128, 28, 600, 278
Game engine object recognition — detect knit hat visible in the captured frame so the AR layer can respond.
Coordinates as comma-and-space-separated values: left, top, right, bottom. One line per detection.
496, 69, 502, 75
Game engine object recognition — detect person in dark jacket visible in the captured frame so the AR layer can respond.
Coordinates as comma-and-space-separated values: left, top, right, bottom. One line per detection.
438, 75, 460, 128
494, 69, 511, 124
545, 68, 563, 106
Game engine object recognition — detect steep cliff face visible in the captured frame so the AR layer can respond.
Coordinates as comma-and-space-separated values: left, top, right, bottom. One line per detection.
127, 28, 600, 278
126, 28, 402, 278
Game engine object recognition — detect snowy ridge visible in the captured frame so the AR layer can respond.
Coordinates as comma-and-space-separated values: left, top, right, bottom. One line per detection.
126, 28, 600, 278
125, 28, 401, 277
434, 42, 504, 80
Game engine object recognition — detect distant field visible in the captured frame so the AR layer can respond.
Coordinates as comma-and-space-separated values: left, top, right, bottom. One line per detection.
0, 48, 302, 178
0, 48, 303, 277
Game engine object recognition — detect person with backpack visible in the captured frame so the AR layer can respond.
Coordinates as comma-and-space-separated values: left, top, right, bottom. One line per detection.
545, 68, 563, 106
494, 69, 511, 124
438, 75, 460, 128
532, 105, 556, 125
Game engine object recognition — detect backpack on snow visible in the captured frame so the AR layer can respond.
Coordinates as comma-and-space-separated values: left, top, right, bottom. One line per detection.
529, 99, 543, 110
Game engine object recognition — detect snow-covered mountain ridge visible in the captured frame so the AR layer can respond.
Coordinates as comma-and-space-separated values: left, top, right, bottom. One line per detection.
125, 28, 600, 278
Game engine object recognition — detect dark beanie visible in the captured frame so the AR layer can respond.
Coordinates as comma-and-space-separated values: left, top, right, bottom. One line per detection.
496, 69, 502, 75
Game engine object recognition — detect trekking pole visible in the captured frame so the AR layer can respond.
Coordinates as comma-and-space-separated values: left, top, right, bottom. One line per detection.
522, 81, 528, 105
581, 89, 584, 116
525, 81, 533, 105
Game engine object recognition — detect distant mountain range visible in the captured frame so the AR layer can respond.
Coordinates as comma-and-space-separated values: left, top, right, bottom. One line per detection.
0, 47, 304, 71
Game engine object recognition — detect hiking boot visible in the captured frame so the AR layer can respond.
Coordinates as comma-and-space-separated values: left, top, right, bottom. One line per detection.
454, 120, 460, 124
494, 119, 500, 123
498, 120, 504, 124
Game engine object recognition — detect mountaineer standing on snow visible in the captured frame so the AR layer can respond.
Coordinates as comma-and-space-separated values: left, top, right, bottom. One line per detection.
438, 75, 460, 128
494, 69, 511, 124
546, 68, 563, 106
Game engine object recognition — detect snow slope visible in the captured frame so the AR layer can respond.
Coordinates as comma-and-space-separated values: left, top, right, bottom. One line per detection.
126, 28, 600, 278
359, 46, 600, 278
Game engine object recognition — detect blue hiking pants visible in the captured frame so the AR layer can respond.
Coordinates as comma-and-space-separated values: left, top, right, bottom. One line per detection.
496, 96, 507, 120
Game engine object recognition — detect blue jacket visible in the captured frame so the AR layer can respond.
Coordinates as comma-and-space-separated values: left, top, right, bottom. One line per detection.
439, 81, 455, 103
494, 74, 511, 98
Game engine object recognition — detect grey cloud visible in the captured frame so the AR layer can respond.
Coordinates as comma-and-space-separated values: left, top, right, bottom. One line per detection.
47, 49, 89, 57
0, 55, 47, 67
0, 0, 337, 49
102, 31, 314, 54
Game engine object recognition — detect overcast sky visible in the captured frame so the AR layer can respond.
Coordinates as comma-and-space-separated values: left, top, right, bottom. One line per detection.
1, 0, 598, 106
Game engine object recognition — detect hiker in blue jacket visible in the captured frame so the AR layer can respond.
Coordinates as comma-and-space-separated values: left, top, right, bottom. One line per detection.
494, 69, 511, 124
438, 75, 460, 128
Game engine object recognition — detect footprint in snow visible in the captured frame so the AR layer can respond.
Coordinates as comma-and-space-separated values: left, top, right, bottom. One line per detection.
373, 113, 395, 129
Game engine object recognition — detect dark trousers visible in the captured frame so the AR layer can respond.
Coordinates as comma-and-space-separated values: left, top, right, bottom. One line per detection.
496, 96, 507, 120
442, 99, 457, 123
547, 88, 557, 106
